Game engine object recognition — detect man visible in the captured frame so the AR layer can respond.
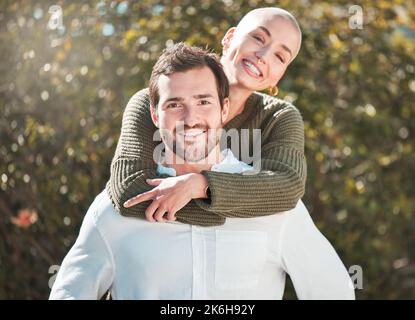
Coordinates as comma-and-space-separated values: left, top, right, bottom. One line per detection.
50, 44, 355, 300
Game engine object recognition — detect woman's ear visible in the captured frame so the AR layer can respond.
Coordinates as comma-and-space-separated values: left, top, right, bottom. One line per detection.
221, 98, 230, 123
150, 105, 159, 128
221, 27, 236, 52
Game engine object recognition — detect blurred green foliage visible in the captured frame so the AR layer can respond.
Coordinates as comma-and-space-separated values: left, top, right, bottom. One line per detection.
0, 0, 414, 299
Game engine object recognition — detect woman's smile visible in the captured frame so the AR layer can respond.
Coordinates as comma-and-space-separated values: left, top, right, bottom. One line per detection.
242, 58, 264, 78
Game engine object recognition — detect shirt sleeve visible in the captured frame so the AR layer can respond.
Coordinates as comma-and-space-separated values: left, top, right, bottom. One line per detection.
279, 202, 356, 300
49, 206, 114, 300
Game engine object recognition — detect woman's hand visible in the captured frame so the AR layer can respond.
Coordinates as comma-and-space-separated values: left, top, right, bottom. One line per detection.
123, 173, 208, 222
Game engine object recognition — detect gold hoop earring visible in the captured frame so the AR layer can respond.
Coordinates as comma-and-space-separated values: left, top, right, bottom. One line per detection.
268, 86, 279, 96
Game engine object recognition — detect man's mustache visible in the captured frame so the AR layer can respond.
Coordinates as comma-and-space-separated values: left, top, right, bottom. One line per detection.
174, 124, 209, 135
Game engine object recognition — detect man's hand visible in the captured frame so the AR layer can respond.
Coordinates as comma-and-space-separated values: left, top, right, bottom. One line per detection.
123, 173, 208, 222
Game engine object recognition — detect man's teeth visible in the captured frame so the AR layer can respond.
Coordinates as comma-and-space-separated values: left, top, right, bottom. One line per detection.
182, 130, 205, 137
244, 60, 261, 76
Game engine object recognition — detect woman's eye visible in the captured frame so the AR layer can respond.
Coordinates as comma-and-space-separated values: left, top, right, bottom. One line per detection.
275, 53, 285, 63
252, 35, 264, 43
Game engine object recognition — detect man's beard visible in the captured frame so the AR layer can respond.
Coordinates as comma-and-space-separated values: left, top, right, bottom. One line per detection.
162, 125, 222, 164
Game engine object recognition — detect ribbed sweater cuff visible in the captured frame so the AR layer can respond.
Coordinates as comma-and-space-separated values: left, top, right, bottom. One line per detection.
194, 171, 234, 213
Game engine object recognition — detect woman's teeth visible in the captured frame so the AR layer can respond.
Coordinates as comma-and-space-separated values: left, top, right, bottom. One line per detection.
243, 60, 262, 77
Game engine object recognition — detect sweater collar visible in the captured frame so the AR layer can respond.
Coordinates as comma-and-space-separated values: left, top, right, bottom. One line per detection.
223, 92, 260, 130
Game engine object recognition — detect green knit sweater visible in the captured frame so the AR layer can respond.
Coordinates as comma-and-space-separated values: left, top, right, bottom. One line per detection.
106, 88, 307, 226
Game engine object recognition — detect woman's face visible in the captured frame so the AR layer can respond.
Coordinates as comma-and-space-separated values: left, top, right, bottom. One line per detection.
221, 15, 301, 92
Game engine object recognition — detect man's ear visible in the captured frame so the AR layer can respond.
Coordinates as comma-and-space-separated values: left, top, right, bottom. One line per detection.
221, 98, 230, 123
150, 105, 159, 128
221, 27, 236, 52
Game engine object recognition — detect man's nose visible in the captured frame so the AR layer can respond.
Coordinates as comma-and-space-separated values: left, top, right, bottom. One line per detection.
183, 106, 200, 128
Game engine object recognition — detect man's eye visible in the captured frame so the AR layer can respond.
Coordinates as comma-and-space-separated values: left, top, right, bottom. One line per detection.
252, 35, 264, 43
167, 103, 181, 109
199, 100, 211, 105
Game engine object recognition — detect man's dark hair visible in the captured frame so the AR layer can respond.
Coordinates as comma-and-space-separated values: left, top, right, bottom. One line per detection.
149, 42, 229, 109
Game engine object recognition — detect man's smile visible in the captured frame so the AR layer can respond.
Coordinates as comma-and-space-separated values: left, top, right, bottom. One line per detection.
177, 129, 207, 141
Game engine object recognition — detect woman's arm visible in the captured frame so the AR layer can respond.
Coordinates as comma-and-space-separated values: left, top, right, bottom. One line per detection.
106, 88, 158, 216
195, 100, 307, 216
107, 91, 306, 225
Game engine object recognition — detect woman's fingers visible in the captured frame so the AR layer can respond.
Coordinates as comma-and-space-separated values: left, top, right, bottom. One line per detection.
145, 196, 177, 222
153, 206, 167, 223
146, 178, 164, 186
166, 209, 177, 221
144, 199, 160, 222
123, 189, 158, 208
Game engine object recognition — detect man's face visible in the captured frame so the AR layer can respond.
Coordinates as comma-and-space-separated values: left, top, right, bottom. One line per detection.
151, 66, 229, 163
221, 13, 301, 91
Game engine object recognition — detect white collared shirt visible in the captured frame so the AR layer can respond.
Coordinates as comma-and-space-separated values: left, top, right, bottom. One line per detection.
50, 150, 355, 300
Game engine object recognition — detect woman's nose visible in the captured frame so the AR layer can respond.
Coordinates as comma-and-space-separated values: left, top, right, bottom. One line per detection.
255, 48, 268, 65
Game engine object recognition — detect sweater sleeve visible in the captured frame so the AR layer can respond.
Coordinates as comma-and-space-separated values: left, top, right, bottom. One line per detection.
195, 101, 307, 216
106, 88, 158, 216
107, 90, 306, 225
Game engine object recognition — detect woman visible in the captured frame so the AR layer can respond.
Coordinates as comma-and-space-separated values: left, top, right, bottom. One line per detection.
106, 7, 306, 226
